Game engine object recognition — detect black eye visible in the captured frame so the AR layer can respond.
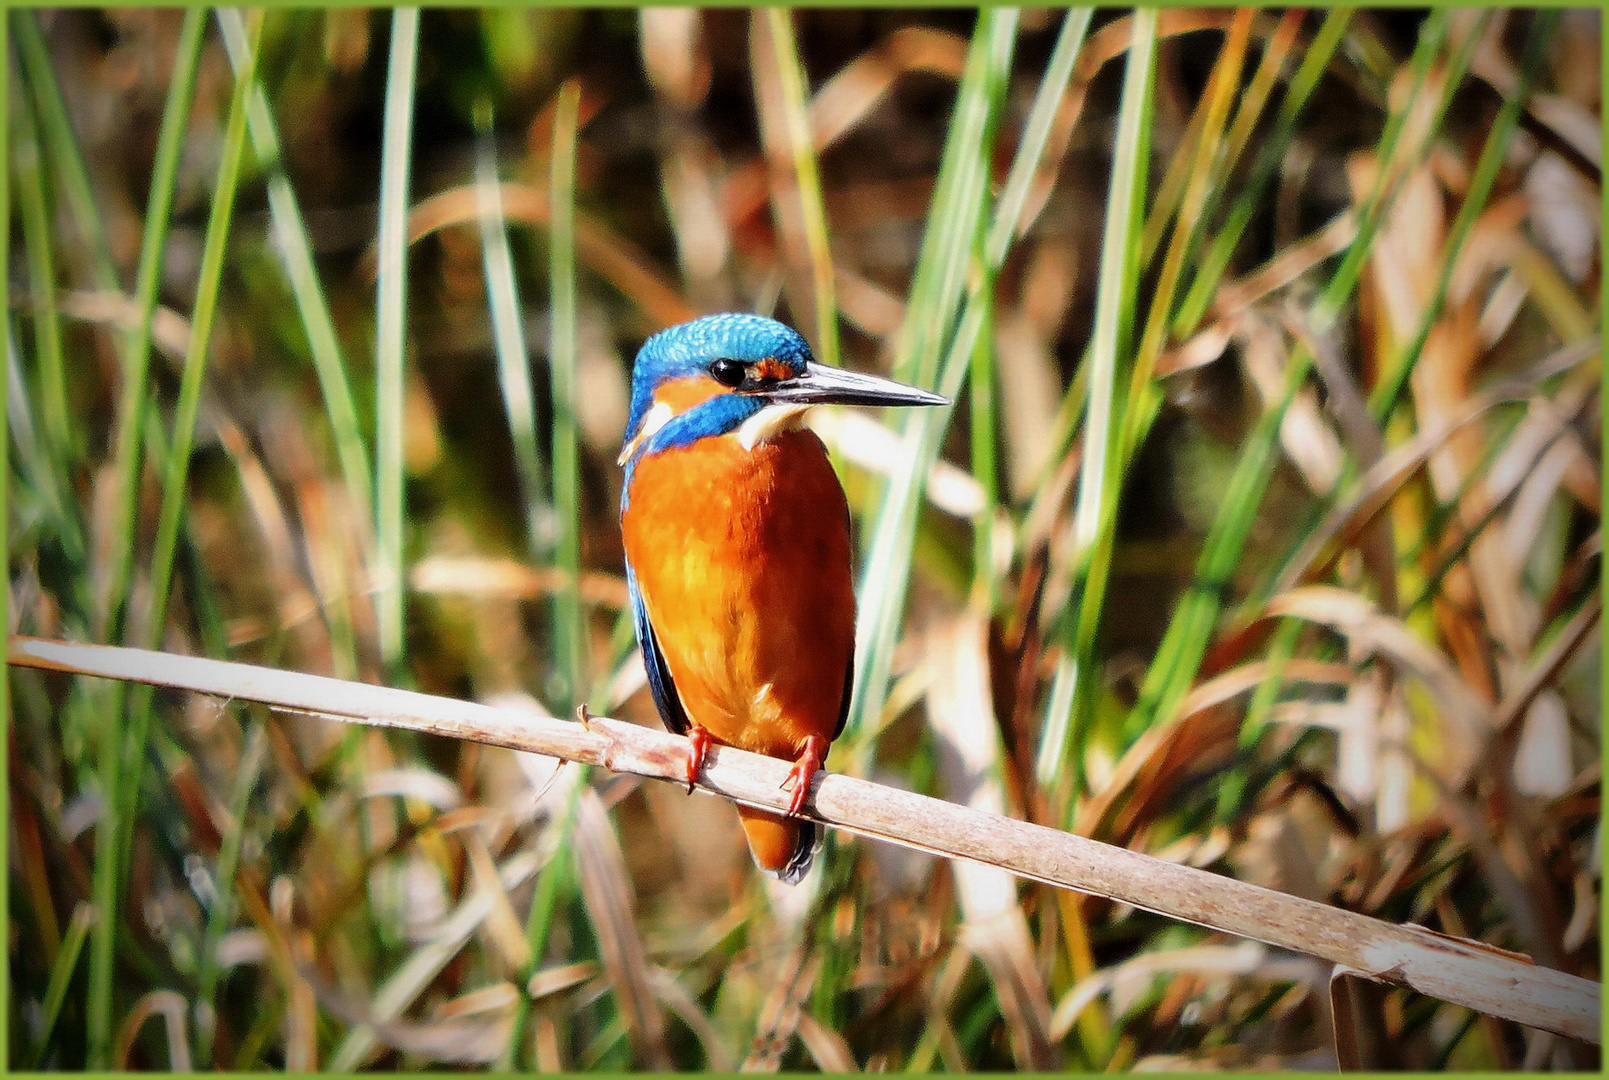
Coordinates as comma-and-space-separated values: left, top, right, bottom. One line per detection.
708, 358, 747, 388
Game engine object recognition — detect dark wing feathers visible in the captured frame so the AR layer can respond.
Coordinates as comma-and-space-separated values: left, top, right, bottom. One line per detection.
833, 653, 852, 740
626, 561, 691, 737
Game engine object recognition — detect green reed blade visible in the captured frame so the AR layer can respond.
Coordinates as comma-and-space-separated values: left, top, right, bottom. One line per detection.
1314, 10, 1460, 326
195, 717, 266, 1067
846, 9, 1018, 750
99, 6, 205, 645
475, 100, 555, 562
216, 8, 375, 527
8, 318, 83, 566
764, 8, 840, 369
10, 11, 125, 298
1171, 9, 1353, 338
548, 83, 588, 711
374, 9, 419, 672
11, 75, 72, 469
113, 7, 260, 987
1369, 12, 1558, 420
1037, 9, 1155, 792
84, 12, 206, 1067
988, 9, 1093, 262
31, 905, 96, 1068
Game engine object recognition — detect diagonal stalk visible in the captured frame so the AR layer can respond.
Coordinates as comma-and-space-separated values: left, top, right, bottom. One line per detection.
846, 10, 1018, 749
1036, 11, 1155, 791
84, 12, 207, 1066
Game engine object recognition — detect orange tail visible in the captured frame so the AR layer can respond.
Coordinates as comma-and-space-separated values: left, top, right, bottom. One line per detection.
736, 805, 820, 884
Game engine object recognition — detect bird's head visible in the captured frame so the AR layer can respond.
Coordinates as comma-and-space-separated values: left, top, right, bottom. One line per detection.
619, 313, 946, 467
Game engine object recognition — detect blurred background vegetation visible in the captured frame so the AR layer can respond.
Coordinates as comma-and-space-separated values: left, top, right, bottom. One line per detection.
6, 6, 1601, 1071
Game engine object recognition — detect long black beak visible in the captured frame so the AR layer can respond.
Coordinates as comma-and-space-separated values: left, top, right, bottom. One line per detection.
747, 362, 948, 408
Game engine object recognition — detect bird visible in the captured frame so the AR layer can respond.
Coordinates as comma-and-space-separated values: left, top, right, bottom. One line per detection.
618, 313, 945, 883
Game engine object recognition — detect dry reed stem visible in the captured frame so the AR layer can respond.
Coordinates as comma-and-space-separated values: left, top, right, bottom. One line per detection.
9, 635, 1599, 1046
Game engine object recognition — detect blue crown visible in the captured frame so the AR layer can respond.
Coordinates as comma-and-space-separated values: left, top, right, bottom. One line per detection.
625, 314, 813, 445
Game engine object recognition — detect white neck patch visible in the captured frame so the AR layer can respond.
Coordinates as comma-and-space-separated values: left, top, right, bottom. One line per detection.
617, 401, 675, 465
736, 403, 810, 451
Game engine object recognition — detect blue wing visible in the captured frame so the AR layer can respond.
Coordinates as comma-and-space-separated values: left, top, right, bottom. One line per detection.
626, 560, 690, 737
833, 656, 852, 740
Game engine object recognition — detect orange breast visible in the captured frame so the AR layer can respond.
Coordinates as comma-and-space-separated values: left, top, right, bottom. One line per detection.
622, 428, 855, 760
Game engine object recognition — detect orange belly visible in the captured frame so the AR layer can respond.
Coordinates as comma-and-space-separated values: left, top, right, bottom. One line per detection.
622, 428, 855, 760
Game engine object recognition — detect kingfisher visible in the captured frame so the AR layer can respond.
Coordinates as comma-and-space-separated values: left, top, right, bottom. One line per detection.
619, 313, 945, 883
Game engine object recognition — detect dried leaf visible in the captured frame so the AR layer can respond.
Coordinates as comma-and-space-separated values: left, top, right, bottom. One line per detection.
327, 851, 543, 1069
411, 555, 629, 608
403, 183, 696, 329
58, 290, 192, 361
573, 789, 671, 1068
742, 943, 818, 1072
463, 830, 533, 973
1510, 690, 1575, 798
926, 614, 1057, 1069
1329, 967, 1394, 1070
434, 981, 520, 1019
114, 990, 191, 1071
1050, 941, 1322, 1040
1265, 587, 1493, 773
639, 9, 709, 110
363, 767, 463, 812
526, 960, 599, 999
647, 966, 737, 1071
795, 1012, 858, 1072
809, 27, 966, 150
1525, 152, 1600, 282
807, 408, 986, 519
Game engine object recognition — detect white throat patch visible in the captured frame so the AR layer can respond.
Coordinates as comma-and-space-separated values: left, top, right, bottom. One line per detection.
617, 401, 674, 465
736, 403, 810, 451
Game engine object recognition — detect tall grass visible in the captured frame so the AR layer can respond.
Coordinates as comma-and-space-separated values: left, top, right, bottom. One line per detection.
7, 8, 1599, 1071
547, 82, 587, 713
78, 12, 206, 1065
846, 9, 1017, 756
216, 7, 374, 547
1051, 8, 1155, 798
373, 9, 419, 673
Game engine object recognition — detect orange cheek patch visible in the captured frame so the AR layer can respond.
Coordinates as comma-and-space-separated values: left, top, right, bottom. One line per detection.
655, 375, 726, 415
752, 357, 793, 382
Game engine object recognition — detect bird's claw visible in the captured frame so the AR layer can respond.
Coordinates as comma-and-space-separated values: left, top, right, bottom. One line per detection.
575, 704, 593, 731
780, 735, 827, 817
685, 726, 714, 795
781, 768, 810, 817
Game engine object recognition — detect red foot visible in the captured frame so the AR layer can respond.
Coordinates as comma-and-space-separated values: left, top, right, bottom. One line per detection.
780, 735, 828, 816
685, 726, 714, 794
